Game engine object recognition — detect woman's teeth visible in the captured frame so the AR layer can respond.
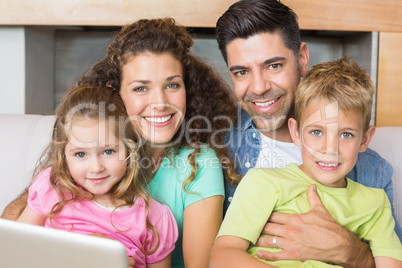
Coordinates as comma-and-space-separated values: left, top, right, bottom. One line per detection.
145, 115, 172, 123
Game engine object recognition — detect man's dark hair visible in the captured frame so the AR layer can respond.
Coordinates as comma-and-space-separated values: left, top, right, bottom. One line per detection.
216, 0, 301, 63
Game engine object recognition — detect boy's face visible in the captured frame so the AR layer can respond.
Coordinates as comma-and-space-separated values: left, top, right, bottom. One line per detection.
289, 98, 374, 188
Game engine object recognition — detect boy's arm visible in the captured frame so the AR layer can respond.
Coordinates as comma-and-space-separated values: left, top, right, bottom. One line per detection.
255, 185, 375, 268
375, 256, 402, 268
1, 190, 29, 221
209, 235, 276, 268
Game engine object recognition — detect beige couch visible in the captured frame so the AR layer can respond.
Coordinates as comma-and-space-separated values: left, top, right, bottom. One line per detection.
1, 113, 401, 227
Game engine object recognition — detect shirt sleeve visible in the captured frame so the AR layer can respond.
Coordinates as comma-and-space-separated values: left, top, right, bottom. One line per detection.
28, 168, 56, 216
184, 147, 225, 208
218, 168, 279, 244
145, 200, 179, 263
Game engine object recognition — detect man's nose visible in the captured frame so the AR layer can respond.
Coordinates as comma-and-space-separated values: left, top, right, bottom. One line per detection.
250, 70, 271, 96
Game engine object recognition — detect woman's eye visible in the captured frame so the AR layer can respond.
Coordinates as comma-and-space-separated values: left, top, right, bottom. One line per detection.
167, 83, 179, 89
341, 132, 353, 139
103, 150, 115, 156
311, 130, 322, 136
75, 152, 86, 158
134, 87, 146, 92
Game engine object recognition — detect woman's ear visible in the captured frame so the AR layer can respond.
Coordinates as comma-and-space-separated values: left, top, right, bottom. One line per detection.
359, 126, 376, 152
288, 118, 301, 146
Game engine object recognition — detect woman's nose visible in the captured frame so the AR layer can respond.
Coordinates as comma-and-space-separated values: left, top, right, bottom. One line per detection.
150, 88, 167, 111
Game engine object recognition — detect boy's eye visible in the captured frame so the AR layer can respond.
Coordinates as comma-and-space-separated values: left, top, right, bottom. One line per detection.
103, 149, 115, 156
311, 130, 322, 136
75, 152, 86, 158
341, 132, 353, 139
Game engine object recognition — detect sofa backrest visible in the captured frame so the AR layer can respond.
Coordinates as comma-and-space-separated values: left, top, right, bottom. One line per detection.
0, 114, 401, 226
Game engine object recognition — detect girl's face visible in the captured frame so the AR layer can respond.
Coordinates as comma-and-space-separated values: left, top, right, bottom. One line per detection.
64, 118, 127, 200
120, 52, 186, 147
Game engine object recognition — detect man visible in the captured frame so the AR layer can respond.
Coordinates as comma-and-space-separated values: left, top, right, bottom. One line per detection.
216, 0, 402, 267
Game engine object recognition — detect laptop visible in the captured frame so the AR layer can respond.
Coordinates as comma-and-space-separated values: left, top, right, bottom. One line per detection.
0, 218, 128, 268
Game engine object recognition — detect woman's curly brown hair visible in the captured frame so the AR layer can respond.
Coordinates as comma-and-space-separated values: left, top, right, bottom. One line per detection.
78, 18, 241, 188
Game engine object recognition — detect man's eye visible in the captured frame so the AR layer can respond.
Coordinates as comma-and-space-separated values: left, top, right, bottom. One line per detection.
234, 70, 248, 77
104, 150, 115, 156
311, 130, 322, 136
268, 64, 281, 70
75, 152, 86, 158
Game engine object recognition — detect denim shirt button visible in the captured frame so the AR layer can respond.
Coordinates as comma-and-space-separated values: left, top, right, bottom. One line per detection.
245, 162, 251, 168
252, 133, 256, 138
228, 197, 233, 203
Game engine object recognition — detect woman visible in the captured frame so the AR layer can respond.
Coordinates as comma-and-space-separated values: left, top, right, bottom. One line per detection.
79, 18, 241, 267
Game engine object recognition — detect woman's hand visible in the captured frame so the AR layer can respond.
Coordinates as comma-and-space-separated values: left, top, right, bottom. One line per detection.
254, 185, 375, 268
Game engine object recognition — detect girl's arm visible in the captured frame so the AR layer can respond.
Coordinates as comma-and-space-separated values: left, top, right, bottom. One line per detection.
17, 205, 44, 225
375, 256, 402, 268
182, 195, 223, 268
147, 254, 171, 268
209, 235, 276, 268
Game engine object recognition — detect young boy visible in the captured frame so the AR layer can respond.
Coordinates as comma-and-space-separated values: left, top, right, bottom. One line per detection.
210, 57, 402, 268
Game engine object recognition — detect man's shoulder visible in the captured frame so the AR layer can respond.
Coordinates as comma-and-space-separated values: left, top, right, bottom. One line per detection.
348, 147, 393, 187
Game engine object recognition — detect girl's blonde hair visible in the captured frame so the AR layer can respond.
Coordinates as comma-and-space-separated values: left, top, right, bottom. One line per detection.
295, 56, 374, 132
35, 85, 159, 254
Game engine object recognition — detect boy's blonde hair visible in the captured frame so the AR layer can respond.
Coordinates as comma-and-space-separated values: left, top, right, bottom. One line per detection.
294, 56, 374, 132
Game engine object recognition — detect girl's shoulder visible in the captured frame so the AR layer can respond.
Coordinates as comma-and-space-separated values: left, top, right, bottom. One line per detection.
31, 167, 53, 188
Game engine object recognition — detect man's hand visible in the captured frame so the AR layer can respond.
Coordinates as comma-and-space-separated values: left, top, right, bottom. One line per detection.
89, 233, 135, 268
255, 184, 375, 268
1, 190, 28, 220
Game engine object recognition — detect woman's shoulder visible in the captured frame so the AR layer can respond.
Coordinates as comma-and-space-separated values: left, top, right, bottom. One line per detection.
176, 144, 218, 158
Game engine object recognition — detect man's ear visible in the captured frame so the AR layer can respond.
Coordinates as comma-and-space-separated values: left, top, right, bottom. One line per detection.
299, 42, 310, 78
288, 118, 301, 146
359, 126, 376, 152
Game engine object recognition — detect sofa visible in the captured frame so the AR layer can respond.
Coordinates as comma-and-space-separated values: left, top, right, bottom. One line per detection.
1, 113, 401, 227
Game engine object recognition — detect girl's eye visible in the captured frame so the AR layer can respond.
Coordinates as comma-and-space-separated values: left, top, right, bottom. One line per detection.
103, 149, 115, 156
341, 132, 353, 139
134, 87, 146, 92
75, 152, 86, 158
311, 130, 322, 136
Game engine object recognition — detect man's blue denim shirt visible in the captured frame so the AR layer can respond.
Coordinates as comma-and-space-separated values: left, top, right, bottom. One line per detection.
224, 109, 402, 241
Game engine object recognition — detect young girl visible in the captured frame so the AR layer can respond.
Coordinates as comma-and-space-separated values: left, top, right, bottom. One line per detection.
17, 86, 178, 268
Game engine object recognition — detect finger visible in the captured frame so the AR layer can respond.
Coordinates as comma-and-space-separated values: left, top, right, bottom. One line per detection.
307, 184, 325, 211
127, 256, 136, 267
261, 220, 289, 238
268, 211, 294, 225
257, 248, 291, 262
255, 235, 283, 249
